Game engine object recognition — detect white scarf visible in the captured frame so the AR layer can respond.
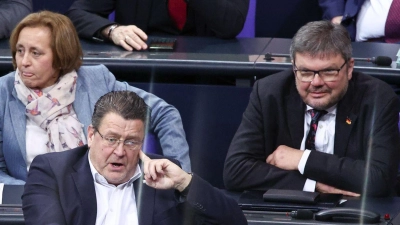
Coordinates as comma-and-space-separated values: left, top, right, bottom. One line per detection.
15, 69, 86, 152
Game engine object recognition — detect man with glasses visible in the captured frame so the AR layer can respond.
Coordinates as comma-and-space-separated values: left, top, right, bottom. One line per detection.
22, 91, 247, 225
224, 20, 400, 197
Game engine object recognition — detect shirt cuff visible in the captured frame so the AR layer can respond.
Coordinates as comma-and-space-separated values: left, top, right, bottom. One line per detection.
298, 149, 311, 174
303, 179, 316, 192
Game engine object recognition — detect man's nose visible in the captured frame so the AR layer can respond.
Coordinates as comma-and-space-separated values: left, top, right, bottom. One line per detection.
311, 73, 324, 86
113, 142, 125, 156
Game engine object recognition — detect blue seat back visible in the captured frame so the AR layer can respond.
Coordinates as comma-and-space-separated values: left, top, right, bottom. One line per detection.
255, 0, 322, 38
33, 0, 75, 13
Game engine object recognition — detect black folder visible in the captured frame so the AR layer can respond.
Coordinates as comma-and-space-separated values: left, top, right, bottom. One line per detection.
238, 190, 342, 212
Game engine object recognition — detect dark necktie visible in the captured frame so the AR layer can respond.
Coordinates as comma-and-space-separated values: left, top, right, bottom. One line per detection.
385, 0, 400, 43
168, 0, 187, 30
305, 109, 327, 151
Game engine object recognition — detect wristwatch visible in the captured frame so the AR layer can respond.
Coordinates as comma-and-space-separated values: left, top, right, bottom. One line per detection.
107, 24, 119, 39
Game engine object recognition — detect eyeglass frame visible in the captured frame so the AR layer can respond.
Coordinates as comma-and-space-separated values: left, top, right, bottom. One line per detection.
94, 128, 143, 151
293, 60, 348, 82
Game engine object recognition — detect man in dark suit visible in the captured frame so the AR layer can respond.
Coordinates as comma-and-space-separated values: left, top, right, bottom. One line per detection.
319, 0, 400, 42
319, 0, 362, 41
22, 91, 247, 225
66, 0, 249, 51
223, 20, 400, 197
0, 0, 32, 39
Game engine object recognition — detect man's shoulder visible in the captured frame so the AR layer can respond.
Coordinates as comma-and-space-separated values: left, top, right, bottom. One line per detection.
254, 69, 296, 95
346, 72, 399, 112
36, 145, 89, 165
352, 72, 397, 96
257, 69, 294, 85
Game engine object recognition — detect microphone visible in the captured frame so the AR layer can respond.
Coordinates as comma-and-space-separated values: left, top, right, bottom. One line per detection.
243, 209, 314, 220
264, 52, 392, 67
353, 56, 392, 66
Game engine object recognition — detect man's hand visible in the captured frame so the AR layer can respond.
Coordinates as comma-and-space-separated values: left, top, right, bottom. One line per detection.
266, 145, 303, 170
102, 25, 148, 51
140, 151, 192, 192
331, 16, 343, 24
316, 182, 360, 197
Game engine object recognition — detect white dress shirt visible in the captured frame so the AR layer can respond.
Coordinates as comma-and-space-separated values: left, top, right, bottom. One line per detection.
89, 153, 141, 225
298, 105, 336, 192
356, 0, 392, 41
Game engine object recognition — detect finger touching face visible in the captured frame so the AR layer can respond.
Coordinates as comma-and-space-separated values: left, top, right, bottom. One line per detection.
139, 150, 151, 162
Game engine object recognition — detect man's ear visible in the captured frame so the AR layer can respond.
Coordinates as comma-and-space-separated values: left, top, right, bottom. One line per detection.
87, 125, 95, 148
347, 58, 355, 80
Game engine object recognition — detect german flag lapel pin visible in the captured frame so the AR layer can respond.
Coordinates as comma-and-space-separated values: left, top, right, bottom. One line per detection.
346, 117, 352, 125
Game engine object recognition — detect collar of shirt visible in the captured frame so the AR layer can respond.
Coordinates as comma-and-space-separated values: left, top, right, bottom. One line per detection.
88, 151, 142, 188
305, 104, 337, 116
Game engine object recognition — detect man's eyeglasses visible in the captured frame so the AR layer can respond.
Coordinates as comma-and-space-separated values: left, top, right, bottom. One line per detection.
293, 61, 347, 82
95, 128, 143, 151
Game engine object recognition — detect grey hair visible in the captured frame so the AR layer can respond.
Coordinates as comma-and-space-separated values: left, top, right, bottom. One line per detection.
290, 20, 352, 62
91, 91, 149, 129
